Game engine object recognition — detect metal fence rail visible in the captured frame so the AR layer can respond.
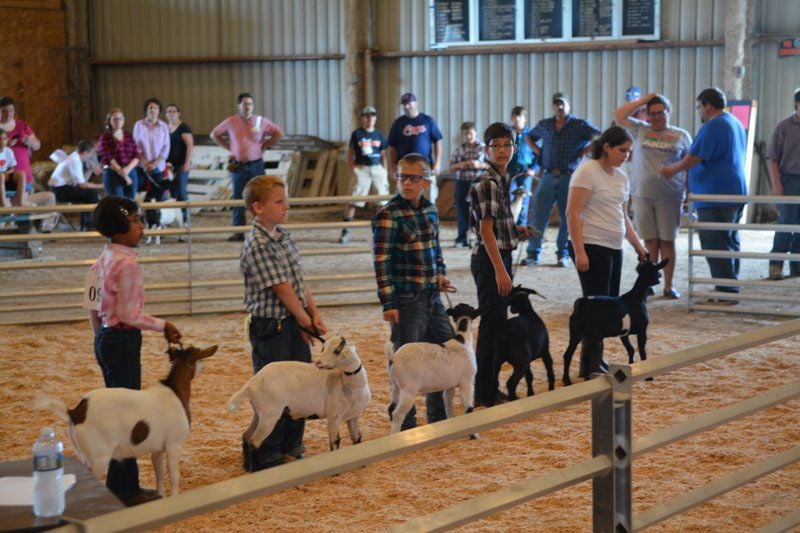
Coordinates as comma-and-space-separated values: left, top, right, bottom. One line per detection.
53, 318, 800, 533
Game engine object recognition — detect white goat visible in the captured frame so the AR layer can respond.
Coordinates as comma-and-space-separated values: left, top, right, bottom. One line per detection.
34, 344, 217, 497
386, 303, 479, 434
227, 334, 370, 452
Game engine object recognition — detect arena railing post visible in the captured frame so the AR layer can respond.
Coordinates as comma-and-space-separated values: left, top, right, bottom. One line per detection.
591, 364, 633, 532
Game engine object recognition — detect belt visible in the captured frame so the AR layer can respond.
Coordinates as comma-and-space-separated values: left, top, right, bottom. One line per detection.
103, 323, 138, 330
543, 168, 573, 176
235, 159, 263, 166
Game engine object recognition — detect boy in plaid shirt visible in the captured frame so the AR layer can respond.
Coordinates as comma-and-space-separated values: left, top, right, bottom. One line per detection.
240, 175, 327, 471
448, 121, 488, 248
470, 122, 532, 407
372, 153, 454, 430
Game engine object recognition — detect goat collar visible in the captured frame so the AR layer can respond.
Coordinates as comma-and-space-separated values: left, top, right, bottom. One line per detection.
344, 364, 362, 376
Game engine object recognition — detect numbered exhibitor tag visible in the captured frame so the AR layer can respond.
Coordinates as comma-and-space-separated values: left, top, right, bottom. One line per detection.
83, 269, 103, 311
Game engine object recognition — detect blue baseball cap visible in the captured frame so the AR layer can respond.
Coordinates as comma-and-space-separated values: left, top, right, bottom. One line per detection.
400, 93, 417, 104
625, 86, 642, 101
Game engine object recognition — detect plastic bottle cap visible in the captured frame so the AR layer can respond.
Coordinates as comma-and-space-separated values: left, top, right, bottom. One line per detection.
40, 428, 55, 438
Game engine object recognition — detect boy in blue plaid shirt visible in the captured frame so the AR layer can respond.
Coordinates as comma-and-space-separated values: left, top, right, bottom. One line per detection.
372, 153, 454, 430
240, 175, 327, 471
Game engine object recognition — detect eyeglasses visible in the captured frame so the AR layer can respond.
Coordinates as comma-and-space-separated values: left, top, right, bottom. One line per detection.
695, 104, 705, 111
488, 143, 514, 150
395, 174, 426, 183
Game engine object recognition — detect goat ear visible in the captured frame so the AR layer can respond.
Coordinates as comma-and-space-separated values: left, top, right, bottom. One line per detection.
525, 288, 547, 299
193, 345, 218, 360
656, 258, 669, 269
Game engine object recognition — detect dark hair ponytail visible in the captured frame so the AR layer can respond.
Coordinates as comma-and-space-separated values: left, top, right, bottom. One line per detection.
588, 126, 633, 160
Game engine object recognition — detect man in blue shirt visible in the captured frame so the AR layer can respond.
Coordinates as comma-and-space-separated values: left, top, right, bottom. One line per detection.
661, 87, 747, 303
507, 106, 539, 226
523, 92, 600, 266
387, 93, 443, 180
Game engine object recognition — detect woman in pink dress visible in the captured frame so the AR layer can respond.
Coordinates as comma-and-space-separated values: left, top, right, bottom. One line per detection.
0, 96, 41, 204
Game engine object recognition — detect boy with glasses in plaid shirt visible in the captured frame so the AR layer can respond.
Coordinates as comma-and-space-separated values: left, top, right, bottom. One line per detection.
239, 175, 327, 471
470, 123, 533, 407
372, 153, 454, 430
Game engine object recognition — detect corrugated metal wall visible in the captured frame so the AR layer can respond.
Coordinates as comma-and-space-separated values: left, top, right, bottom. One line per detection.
88, 0, 798, 163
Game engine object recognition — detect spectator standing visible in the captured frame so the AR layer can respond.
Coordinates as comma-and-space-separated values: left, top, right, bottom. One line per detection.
524, 92, 600, 267
133, 98, 170, 205
339, 106, 389, 244
661, 87, 747, 304
448, 121, 487, 247
387, 93, 443, 200
165, 103, 194, 222
507, 106, 538, 225
614, 92, 692, 298
239, 175, 326, 470
766, 88, 800, 280
0, 96, 41, 201
211, 92, 284, 241
97, 108, 140, 199
372, 153, 452, 429
48, 140, 104, 231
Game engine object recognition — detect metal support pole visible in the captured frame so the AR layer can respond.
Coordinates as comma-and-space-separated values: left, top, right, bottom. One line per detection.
591, 365, 633, 532
687, 198, 696, 308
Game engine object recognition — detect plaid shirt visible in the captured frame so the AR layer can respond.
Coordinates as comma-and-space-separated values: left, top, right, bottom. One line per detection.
528, 115, 600, 171
240, 221, 308, 319
97, 130, 141, 167
449, 141, 486, 181
470, 164, 519, 252
372, 194, 446, 311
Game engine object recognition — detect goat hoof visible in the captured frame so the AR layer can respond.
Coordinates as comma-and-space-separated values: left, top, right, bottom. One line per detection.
645, 376, 654, 382
563, 378, 572, 386
469, 433, 479, 440
548, 382, 555, 391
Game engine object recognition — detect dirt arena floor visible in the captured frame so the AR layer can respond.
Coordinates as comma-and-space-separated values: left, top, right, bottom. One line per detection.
1, 207, 798, 531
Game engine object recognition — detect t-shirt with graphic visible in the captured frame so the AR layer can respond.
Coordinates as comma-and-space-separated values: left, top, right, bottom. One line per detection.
387, 113, 443, 165
0, 146, 16, 173
349, 128, 388, 166
625, 118, 692, 201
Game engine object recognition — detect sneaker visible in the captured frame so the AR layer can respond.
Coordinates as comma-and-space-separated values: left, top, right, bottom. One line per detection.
522, 256, 539, 267
227, 233, 245, 242
339, 229, 351, 244
556, 256, 570, 268
769, 264, 785, 280
663, 288, 681, 299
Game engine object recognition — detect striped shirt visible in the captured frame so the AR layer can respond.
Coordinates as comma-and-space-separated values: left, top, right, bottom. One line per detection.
767, 113, 800, 175
90, 243, 165, 331
372, 194, 446, 311
449, 141, 486, 182
240, 221, 308, 319
470, 164, 519, 252
528, 115, 600, 171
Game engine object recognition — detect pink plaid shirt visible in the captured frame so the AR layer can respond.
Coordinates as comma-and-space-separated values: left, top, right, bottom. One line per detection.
91, 243, 165, 331
211, 114, 280, 162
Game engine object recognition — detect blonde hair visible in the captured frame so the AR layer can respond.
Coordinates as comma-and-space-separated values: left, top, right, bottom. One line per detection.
244, 175, 286, 212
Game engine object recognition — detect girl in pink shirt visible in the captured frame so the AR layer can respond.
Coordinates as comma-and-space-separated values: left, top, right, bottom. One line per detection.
86, 195, 181, 505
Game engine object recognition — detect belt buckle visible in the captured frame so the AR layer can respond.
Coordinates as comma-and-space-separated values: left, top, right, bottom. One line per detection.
551, 168, 562, 176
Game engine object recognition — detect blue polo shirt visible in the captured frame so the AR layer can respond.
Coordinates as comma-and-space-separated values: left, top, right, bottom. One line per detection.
689, 112, 747, 208
388, 113, 443, 165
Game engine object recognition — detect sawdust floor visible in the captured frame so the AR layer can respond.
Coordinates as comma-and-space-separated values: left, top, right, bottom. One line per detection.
0, 212, 798, 531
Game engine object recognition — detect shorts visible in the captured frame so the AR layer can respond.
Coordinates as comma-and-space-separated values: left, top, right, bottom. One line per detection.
633, 196, 681, 241
349, 165, 389, 207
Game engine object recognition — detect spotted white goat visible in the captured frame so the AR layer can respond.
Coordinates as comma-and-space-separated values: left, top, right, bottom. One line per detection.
386, 303, 479, 434
34, 344, 217, 496
227, 334, 370, 453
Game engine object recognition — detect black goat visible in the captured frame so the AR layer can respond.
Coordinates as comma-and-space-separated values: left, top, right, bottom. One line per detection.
497, 286, 556, 399
562, 259, 668, 385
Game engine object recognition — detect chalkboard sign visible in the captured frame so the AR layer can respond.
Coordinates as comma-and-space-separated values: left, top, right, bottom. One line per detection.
434, 0, 470, 43
572, 0, 613, 38
525, 0, 563, 39
623, 0, 656, 36
479, 0, 516, 41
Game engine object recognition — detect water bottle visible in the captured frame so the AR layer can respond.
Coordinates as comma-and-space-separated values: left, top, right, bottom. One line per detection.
32, 427, 65, 518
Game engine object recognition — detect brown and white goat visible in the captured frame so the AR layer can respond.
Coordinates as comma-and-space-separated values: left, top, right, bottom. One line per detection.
562, 259, 667, 385
34, 344, 217, 496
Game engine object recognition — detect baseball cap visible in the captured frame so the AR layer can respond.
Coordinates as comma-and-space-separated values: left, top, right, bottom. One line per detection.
361, 106, 377, 116
400, 93, 417, 104
552, 92, 569, 105
795, 88, 800, 103
625, 86, 642, 101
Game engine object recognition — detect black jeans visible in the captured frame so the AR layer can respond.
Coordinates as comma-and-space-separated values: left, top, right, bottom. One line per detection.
471, 246, 512, 405
94, 327, 142, 499
52, 186, 99, 230
568, 242, 623, 297
249, 315, 311, 464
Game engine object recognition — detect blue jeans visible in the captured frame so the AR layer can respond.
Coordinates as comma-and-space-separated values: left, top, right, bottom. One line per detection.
471, 247, 512, 405
248, 315, 311, 465
103, 168, 137, 200
454, 179, 472, 244
391, 288, 454, 428
510, 173, 533, 226
232, 160, 266, 227
526, 171, 570, 259
770, 173, 800, 274
94, 327, 142, 499
697, 204, 744, 292
169, 169, 190, 222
